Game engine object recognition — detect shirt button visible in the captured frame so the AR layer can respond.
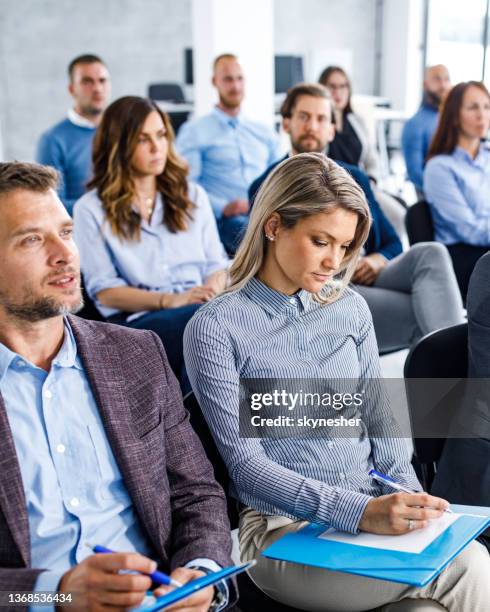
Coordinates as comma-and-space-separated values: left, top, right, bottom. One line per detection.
70, 497, 80, 508
17, 360, 26, 367
44, 389, 53, 399
339, 473, 346, 480
289, 298, 296, 304
327, 441, 334, 448
56, 444, 66, 454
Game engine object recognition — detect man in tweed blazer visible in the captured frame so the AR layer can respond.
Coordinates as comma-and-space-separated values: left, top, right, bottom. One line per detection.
0, 162, 235, 611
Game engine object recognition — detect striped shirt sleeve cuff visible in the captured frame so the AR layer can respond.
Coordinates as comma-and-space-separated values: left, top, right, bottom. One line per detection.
328, 489, 372, 533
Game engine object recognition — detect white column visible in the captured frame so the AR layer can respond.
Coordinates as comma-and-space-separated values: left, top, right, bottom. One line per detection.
191, 0, 275, 126
380, 0, 426, 113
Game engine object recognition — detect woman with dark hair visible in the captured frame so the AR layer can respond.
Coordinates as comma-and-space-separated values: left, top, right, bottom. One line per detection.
424, 81, 490, 298
319, 66, 379, 178
319, 66, 407, 243
73, 96, 228, 381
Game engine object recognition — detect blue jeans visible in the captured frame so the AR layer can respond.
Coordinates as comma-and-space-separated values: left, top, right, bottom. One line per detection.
218, 214, 249, 254
118, 304, 201, 392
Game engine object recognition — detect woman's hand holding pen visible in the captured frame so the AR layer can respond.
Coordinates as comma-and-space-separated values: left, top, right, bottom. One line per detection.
359, 492, 451, 535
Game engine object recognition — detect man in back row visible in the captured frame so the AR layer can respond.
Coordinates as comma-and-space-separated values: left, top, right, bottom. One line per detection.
0, 162, 234, 611
36, 54, 111, 214
177, 53, 280, 253
249, 83, 463, 353
402, 64, 451, 196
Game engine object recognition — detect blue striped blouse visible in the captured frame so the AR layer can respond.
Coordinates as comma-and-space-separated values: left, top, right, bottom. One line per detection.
183, 277, 421, 534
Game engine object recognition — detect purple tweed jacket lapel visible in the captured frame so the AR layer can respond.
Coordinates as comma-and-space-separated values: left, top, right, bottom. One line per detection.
0, 398, 30, 566
0, 316, 163, 568
68, 316, 165, 558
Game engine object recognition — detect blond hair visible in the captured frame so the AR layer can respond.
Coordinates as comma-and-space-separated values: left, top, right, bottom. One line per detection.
228, 153, 371, 304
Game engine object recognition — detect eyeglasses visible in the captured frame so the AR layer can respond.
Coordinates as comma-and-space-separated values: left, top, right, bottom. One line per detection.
327, 83, 349, 91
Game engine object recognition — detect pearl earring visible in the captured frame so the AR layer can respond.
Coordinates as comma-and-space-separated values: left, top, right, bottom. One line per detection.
266, 234, 275, 241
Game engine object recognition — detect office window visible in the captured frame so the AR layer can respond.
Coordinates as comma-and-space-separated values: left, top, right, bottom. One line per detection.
426, 0, 488, 83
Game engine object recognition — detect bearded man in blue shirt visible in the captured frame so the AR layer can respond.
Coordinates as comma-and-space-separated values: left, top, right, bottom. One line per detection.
0, 162, 235, 612
401, 64, 451, 196
176, 54, 280, 254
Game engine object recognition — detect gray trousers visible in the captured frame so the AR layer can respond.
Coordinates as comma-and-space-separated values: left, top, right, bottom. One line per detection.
354, 243, 464, 353
239, 507, 490, 612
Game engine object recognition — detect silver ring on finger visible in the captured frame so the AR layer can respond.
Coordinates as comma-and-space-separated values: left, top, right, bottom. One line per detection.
407, 518, 414, 530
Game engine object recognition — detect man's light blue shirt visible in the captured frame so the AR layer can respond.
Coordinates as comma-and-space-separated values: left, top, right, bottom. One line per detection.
424, 144, 490, 246
401, 103, 439, 192
176, 107, 280, 218
0, 321, 154, 597
73, 183, 229, 318
0, 320, 227, 609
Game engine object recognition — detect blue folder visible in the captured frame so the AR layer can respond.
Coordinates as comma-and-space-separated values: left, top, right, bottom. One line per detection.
262, 505, 490, 587
133, 561, 254, 611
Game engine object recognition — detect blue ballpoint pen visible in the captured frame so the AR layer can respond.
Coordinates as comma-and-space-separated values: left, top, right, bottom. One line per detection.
87, 543, 182, 587
369, 469, 453, 513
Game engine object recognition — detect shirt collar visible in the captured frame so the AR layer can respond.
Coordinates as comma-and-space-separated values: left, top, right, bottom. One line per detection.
67, 108, 98, 129
212, 106, 242, 127
53, 318, 82, 369
243, 277, 310, 317
0, 318, 82, 382
454, 143, 489, 168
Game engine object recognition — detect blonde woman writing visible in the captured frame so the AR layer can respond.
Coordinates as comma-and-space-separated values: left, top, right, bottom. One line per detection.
184, 153, 489, 611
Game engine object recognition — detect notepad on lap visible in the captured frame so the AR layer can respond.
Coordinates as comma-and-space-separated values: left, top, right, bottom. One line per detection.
262, 505, 490, 587
319, 512, 460, 554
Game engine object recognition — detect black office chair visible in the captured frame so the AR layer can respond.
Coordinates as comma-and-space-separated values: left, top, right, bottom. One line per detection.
77, 281, 104, 322
403, 323, 468, 490
405, 200, 434, 245
148, 83, 185, 103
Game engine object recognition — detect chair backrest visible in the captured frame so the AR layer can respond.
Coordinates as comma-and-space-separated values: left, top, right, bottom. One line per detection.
183, 391, 239, 528
148, 83, 185, 103
405, 200, 434, 245
404, 323, 468, 490
77, 281, 104, 321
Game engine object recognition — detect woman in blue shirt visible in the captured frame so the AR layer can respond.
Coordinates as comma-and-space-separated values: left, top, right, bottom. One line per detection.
73, 96, 228, 381
424, 81, 490, 299
184, 153, 489, 611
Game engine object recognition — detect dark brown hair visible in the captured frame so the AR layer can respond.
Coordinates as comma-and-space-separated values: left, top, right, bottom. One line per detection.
88, 96, 194, 241
427, 81, 490, 160
0, 162, 59, 196
318, 65, 353, 115
68, 54, 105, 82
280, 83, 331, 118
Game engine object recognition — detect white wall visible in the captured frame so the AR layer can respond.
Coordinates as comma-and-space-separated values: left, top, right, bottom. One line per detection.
191, 0, 275, 124
381, 0, 426, 113
274, 0, 378, 95
0, 0, 192, 161
0, 0, 380, 161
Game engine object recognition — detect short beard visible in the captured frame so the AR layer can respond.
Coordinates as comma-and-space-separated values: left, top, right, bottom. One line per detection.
219, 95, 242, 110
425, 90, 441, 109
0, 293, 84, 323
291, 136, 324, 154
80, 104, 104, 118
